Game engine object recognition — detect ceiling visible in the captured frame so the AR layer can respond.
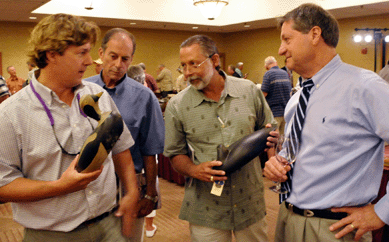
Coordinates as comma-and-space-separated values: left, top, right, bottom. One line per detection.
1, 0, 389, 33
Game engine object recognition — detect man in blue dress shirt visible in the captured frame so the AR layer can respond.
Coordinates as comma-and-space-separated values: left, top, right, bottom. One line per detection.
85, 28, 165, 241
264, 3, 389, 241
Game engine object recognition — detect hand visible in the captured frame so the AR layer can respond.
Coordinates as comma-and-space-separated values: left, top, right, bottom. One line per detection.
264, 123, 279, 151
58, 155, 103, 193
192, 160, 227, 182
263, 155, 290, 182
115, 194, 138, 238
329, 204, 385, 241
137, 197, 155, 217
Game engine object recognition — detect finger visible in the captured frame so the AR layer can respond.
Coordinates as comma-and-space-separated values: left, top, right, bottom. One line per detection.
265, 123, 272, 128
331, 207, 354, 213
329, 216, 352, 232
70, 155, 80, 168
354, 228, 367, 241
334, 224, 355, 239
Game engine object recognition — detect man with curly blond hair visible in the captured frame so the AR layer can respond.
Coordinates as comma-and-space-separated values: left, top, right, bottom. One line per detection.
0, 14, 139, 241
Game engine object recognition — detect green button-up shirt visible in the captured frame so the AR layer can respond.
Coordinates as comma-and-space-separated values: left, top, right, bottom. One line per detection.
164, 75, 276, 230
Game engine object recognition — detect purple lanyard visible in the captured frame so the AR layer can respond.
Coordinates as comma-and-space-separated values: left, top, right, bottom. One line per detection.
30, 81, 87, 126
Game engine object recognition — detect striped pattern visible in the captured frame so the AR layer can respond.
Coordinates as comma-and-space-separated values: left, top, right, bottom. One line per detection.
280, 79, 314, 203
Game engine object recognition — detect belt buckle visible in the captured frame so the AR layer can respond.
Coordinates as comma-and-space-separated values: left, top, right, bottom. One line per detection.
287, 203, 293, 211
304, 209, 314, 217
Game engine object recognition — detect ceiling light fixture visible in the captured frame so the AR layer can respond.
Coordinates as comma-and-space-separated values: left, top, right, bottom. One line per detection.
193, 0, 228, 20
244, 23, 250, 28
85, 1, 94, 10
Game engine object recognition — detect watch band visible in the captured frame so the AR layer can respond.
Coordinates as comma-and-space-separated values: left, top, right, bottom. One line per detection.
144, 194, 158, 203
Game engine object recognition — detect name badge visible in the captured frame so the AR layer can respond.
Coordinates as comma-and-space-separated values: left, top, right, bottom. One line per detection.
211, 181, 225, 196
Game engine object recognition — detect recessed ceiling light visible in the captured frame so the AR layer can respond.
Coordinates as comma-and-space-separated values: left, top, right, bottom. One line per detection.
244, 24, 250, 28
192, 26, 198, 29
130, 22, 136, 25
29, 16, 37, 20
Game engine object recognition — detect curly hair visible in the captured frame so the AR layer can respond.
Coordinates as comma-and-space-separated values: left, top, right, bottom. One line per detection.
28, 13, 100, 69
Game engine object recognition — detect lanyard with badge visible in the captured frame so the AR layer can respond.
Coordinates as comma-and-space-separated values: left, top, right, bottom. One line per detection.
30, 81, 92, 155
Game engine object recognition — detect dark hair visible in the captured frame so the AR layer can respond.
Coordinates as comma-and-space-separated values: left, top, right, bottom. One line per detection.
278, 3, 339, 48
101, 28, 136, 55
28, 14, 100, 69
180, 35, 218, 57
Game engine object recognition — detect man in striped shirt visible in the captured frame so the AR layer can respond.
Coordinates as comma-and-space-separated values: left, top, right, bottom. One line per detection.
261, 56, 292, 135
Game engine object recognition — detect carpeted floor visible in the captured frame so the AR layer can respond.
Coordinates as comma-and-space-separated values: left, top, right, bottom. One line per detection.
0, 177, 280, 242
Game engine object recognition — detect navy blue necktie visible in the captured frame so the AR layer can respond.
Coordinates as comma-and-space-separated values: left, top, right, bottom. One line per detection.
280, 79, 314, 203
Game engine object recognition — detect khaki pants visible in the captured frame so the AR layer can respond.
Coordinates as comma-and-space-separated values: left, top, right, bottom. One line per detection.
274, 117, 286, 136
23, 213, 129, 242
275, 201, 372, 242
190, 216, 268, 242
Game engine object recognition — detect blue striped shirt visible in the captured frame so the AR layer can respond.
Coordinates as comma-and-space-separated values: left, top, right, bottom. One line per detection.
261, 66, 291, 117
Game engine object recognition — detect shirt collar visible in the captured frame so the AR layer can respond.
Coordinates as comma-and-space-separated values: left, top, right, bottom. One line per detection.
99, 73, 127, 94
308, 54, 342, 90
30, 72, 85, 106
189, 72, 240, 108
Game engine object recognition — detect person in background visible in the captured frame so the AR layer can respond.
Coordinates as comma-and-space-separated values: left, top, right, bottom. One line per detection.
85, 27, 165, 242
175, 67, 187, 93
6, 66, 25, 95
281, 58, 294, 87
127, 64, 160, 238
264, 3, 389, 241
235, 62, 243, 78
0, 13, 139, 241
93, 58, 103, 74
0, 75, 10, 103
261, 56, 291, 135
227, 64, 240, 78
139, 63, 159, 94
127, 65, 147, 87
164, 34, 277, 242
156, 64, 173, 98
378, 60, 389, 83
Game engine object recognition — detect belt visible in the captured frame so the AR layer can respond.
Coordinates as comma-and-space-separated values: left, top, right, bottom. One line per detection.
285, 202, 348, 220
78, 206, 118, 228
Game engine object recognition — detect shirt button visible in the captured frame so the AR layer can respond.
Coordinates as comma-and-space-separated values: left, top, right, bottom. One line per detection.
89, 191, 93, 195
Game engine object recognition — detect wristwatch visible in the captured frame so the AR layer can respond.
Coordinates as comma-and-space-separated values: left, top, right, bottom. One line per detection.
144, 194, 158, 203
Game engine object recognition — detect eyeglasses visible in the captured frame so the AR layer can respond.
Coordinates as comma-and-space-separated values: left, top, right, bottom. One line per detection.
180, 53, 215, 72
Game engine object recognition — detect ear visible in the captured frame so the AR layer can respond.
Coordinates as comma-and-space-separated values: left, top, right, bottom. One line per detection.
98, 47, 104, 59
46, 51, 58, 64
310, 26, 322, 46
211, 53, 220, 68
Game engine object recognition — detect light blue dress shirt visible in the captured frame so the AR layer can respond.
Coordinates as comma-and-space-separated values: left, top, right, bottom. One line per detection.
285, 55, 389, 225
86, 74, 165, 173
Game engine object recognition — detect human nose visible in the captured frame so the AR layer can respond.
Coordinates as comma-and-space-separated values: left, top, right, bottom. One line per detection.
85, 54, 93, 66
278, 45, 286, 56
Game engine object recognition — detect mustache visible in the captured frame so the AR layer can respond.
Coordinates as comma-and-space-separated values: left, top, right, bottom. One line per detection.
188, 75, 202, 83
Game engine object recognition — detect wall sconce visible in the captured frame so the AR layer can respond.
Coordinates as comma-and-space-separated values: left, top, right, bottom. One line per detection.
354, 28, 389, 71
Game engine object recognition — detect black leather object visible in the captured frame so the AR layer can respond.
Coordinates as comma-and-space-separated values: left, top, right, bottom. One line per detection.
214, 126, 275, 174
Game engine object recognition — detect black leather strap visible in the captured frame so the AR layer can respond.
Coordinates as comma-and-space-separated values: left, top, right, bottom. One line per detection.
285, 202, 348, 220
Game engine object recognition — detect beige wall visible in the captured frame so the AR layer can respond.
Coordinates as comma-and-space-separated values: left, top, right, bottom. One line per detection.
1, 13, 388, 83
